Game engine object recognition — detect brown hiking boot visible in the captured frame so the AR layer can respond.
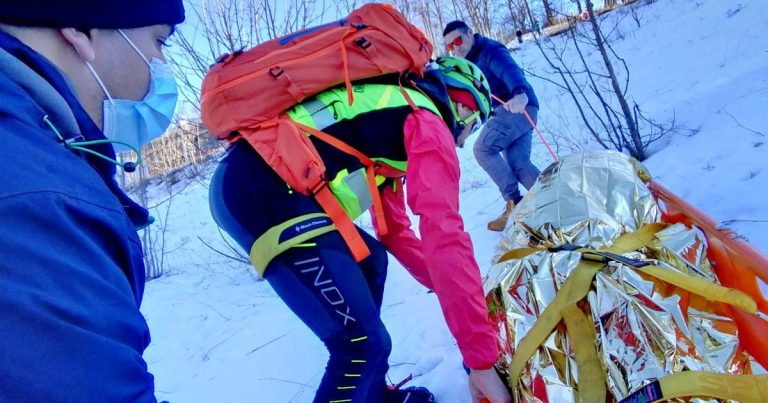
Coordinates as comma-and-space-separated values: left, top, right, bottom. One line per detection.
487, 200, 516, 232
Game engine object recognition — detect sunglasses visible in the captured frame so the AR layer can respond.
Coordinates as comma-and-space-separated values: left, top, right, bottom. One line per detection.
446, 35, 464, 51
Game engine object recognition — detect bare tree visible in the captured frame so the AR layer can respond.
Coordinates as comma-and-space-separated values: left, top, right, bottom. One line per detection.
334, 0, 360, 17
169, 0, 328, 111
527, 0, 671, 160
461, 0, 494, 37
573, 0, 584, 14
583, 0, 645, 158
541, 0, 556, 26
132, 165, 173, 280
505, 0, 529, 33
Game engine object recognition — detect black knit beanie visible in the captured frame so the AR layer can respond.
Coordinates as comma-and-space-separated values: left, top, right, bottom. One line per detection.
0, 0, 185, 29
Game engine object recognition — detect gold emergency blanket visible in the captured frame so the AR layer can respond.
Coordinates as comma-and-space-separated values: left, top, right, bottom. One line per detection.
483, 151, 765, 402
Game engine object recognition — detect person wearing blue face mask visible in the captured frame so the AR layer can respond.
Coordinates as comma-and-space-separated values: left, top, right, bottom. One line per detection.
85, 29, 179, 154
0, 1, 183, 401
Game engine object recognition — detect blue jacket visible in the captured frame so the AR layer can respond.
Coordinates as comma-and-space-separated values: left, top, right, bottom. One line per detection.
0, 30, 157, 401
465, 34, 539, 108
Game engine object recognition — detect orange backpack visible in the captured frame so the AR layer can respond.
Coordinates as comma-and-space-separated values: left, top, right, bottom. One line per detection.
201, 3, 433, 262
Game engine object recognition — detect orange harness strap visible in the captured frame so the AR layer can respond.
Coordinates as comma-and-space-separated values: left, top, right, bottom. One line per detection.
294, 122, 389, 237
313, 184, 371, 262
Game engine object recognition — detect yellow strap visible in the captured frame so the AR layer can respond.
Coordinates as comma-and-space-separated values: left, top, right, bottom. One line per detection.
654, 372, 768, 402
508, 223, 665, 387
634, 264, 757, 313
249, 213, 335, 276
562, 304, 606, 403
608, 222, 669, 253
506, 221, 761, 400
496, 223, 669, 264
506, 221, 759, 395
508, 260, 604, 387
496, 247, 545, 263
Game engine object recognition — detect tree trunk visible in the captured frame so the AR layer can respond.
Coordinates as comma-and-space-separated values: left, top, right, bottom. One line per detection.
542, 0, 555, 26
584, 0, 645, 159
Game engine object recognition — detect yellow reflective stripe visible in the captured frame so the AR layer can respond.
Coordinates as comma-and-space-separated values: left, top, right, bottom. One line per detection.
350, 359, 366, 363
654, 372, 768, 402
337, 386, 356, 390
329, 399, 353, 403
249, 213, 335, 277
344, 373, 361, 377
350, 336, 367, 342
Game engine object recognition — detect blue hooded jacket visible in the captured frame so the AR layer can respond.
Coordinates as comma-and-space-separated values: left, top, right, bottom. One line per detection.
0, 30, 157, 401
465, 33, 539, 108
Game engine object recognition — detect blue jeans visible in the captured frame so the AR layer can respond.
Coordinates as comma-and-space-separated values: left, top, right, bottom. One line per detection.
264, 229, 391, 403
474, 106, 541, 202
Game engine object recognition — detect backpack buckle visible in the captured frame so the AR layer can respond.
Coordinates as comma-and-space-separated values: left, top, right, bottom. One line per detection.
269, 67, 285, 78
308, 178, 328, 195
355, 37, 372, 50
214, 47, 245, 65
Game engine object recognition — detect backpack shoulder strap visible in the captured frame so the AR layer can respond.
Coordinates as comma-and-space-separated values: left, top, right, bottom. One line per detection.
294, 121, 389, 237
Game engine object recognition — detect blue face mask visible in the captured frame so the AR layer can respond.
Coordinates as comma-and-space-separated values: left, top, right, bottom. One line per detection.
86, 29, 178, 153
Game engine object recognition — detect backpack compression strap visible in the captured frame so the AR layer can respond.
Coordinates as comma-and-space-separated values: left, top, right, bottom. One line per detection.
294, 122, 389, 238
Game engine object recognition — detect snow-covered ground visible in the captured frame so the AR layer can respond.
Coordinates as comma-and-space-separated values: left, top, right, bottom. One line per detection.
142, 0, 768, 401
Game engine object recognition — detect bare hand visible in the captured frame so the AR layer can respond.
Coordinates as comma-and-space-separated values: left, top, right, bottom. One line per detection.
468, 368, 512, 403
456, 119, 477, 148
502, 93, 528, 114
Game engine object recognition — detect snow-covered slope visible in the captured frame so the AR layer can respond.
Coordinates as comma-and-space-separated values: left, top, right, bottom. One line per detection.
142, 1, 768, 401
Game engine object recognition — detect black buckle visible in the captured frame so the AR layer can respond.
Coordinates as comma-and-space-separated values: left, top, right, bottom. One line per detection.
548, 244, 582, 253
214, 53, 229, 64
355, 37, 371, 50
581, 251, 649, 268
547, 244, 649, 268
214, 47, 245, 65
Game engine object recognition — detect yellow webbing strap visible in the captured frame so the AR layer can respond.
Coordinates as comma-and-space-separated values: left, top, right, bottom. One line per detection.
507, 224, 669, 388
496, 223, 670, 264
620, 372, 768, 403
249, 213, 336, 277
506, 222, 759, 399
562, 304, 606, 403
633, 264, 757, 313
496, 247, 545, 263
656, 372, 768, 402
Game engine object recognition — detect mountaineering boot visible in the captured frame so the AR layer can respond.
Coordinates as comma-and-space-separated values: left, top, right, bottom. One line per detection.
487, 200, 516, 232
382, 386, 436, 403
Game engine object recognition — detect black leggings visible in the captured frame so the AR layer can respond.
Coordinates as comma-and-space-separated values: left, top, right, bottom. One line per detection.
265, 229, 391, 403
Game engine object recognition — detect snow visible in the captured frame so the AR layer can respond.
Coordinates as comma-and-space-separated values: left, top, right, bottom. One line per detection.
141, 0, 768, 401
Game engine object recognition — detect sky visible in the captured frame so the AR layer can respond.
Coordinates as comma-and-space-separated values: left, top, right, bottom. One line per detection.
140, 0, 768, 401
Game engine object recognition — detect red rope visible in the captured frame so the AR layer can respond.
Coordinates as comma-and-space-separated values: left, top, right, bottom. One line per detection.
491, 93, 558, 162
